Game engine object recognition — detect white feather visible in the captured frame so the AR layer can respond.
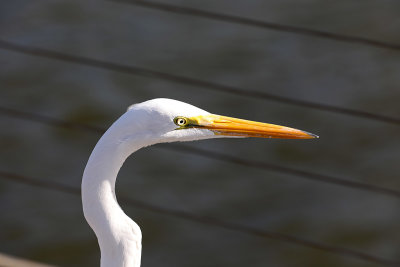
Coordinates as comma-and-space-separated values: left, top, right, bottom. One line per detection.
82, 99, 223, 267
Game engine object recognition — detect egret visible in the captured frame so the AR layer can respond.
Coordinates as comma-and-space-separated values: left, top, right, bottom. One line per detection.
82, 98, 317, 267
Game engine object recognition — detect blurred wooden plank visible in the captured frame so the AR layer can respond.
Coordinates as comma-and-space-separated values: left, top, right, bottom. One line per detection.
0, 253, 56, 267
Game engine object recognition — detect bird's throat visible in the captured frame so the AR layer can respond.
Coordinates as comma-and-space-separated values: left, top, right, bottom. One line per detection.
82, 130, 142, 267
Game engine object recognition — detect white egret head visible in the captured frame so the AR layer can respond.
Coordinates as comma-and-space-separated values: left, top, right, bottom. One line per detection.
113, 98, 317, 149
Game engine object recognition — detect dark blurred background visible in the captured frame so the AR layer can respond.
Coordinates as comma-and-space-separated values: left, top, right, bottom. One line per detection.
1, 1, 400, 266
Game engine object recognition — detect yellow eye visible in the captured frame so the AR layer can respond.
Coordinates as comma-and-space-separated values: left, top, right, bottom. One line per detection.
174, 117, 188, 127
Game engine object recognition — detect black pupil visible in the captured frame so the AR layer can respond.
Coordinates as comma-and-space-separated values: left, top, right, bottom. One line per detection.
179, 119, 184, 124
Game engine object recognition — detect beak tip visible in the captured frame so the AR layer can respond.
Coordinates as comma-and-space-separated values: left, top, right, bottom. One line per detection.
303, 131, 319, 139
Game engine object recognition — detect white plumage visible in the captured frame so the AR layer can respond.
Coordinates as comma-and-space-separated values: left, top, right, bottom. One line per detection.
82, 98, 316, 266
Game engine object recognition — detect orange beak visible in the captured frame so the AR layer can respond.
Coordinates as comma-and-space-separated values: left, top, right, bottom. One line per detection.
188, 114, 318, 139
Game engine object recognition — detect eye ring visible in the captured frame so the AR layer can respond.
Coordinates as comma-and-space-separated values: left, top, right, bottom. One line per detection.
174, 116, 188, 127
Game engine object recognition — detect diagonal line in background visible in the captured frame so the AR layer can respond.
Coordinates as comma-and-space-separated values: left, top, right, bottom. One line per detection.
111, 0, 400, 51
0, 39, 399, 126
165, 144, 400, 198
0, 170, 399, 266
0, 105, 399, 199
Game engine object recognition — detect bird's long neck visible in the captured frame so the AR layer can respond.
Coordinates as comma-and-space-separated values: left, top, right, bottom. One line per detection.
82, 124, 144, 267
